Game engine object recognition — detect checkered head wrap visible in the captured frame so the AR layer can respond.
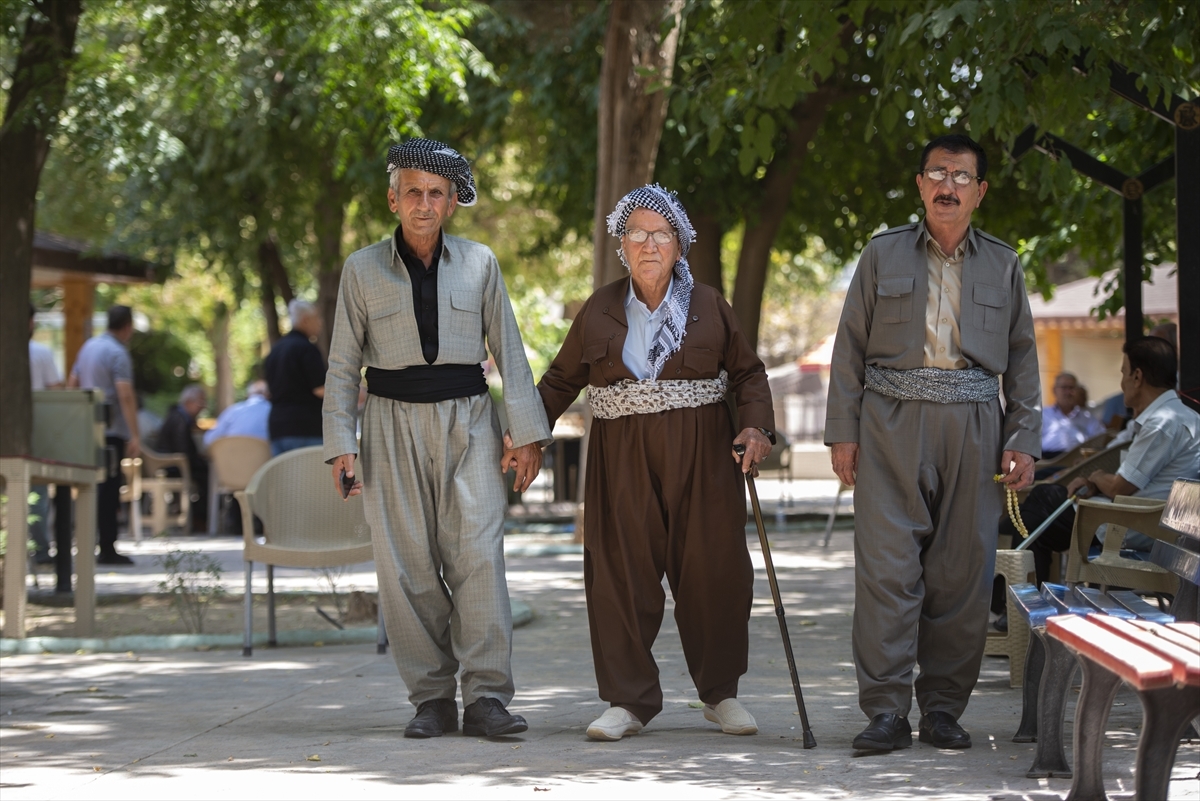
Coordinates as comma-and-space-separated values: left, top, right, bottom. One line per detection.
606, 184, 697, 380
386, 138, 477, 206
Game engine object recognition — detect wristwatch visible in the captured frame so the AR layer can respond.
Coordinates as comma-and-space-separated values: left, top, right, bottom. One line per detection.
756, 427, 776, 445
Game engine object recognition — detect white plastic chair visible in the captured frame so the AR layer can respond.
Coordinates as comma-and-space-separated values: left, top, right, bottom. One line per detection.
235, 446, 384, 656
207, 436, 271, 534
139, 445, 190, 535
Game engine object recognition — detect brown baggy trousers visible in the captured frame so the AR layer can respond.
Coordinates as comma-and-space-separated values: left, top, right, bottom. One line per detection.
583, 402, 754, 725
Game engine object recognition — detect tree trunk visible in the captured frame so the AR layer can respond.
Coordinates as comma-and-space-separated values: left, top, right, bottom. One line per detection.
209, 302, 234, 414
313, 165, 348, 358
731, 85, 839, 350
592, 0, 684, 289
684, 204, 724, 295
257, 234, 293, 345
0, 0, 81, 457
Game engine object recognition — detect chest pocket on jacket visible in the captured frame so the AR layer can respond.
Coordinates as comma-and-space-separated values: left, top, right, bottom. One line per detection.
364, 294, 409, 351
447, 289, 483, 342
680, 346, 719, 379
876, 275, 914, 324
582, 339, 614, 382
971, 283, 1008, 334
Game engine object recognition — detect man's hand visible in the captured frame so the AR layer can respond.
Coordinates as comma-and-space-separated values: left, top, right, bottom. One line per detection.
1066, 476, 1095, 498
501, 431, 543, 493
830, 442, 859, 487
330, 454, 362, 499
732, 428, 772, 476
998, 450, 1035, 491
125, 435, 141, 459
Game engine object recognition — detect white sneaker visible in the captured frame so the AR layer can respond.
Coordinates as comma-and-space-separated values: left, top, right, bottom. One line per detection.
586, 706, 643, 741
703, 698, 758, 735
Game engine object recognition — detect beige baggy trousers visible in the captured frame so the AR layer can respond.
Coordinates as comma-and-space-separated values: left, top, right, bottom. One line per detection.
360, 392, 514, 708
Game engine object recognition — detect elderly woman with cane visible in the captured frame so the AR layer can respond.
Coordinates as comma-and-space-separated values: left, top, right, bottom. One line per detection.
534, 184, 776, 741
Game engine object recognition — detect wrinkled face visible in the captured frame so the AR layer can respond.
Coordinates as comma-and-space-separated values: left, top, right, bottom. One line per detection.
1053, 376, 1078, 411
916, 147, 988, 231
621, 208, 680, 296
388, 169, 457, 239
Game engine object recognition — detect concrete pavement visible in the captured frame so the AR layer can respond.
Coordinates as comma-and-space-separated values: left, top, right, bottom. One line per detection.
3, 521, 1198, 799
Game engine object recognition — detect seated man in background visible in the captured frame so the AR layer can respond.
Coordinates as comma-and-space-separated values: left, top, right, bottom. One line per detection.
1041, 371, 1103, 460
1004, 337, 1199, 587
157, 384, 210, 532
203, 380, 271, 534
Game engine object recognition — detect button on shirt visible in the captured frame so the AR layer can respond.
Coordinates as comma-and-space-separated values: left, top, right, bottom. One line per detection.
1042, 404, 1105, 453
923, 234, 969, 369
394, 226, 443, 365
622, 276, 673, 380
1116, 389, 1200, 500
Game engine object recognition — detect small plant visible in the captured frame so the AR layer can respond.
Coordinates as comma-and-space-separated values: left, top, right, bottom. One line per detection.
315, 565, 349, 628
157, 549, 225, 634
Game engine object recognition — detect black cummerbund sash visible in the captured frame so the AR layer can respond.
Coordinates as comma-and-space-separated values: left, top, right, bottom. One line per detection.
366, 364, 488, 404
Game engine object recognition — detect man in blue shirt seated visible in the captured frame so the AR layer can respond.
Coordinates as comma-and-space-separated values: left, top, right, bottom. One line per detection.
1041, 372, 1104, 459
1003, 337, 1199, 587
203, 380, 271, 447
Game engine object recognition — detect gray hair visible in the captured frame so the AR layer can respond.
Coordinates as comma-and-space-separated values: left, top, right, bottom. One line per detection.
180, 383, 206, 405
246, 379, 268, 399
388, 167, 457, 201
288, 299, 317, 328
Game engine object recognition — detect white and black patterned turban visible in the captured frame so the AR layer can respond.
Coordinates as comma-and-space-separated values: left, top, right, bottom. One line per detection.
605, 184, 698, 380
386, 138, 477, 207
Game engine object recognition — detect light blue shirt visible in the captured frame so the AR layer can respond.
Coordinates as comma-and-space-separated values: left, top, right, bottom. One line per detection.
203, 395, 271, 447
1117, 389, 1200, 500
622, 276, 673, 380
1042, 404, 1105, 452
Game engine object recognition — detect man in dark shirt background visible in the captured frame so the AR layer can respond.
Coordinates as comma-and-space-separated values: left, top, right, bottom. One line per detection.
157, 383, 209, 532
265, 299, 327, 455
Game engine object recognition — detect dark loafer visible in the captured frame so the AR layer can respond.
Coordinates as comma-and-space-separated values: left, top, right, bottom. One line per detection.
852, 713, 912, 751
918, 711, 972, 749
404, 698, 459, 739
462, 697, 528, 737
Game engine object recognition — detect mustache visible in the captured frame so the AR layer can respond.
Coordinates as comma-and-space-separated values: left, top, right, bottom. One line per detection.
934, 194, 960, 205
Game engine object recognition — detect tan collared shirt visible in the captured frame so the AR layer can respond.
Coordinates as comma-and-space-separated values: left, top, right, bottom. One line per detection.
923, 234, 970, 369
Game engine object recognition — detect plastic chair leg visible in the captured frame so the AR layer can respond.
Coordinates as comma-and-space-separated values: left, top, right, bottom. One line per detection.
243, 561, 253, 657
267, 564, 276, 647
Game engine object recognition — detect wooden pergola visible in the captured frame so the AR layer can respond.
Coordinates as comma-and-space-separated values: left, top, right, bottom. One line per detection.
31, 231, 167, 372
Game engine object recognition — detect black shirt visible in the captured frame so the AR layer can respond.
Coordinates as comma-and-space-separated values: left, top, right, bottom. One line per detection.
264, 330, 326, 439
395, 225, 443, 365
156, 404, 206, 479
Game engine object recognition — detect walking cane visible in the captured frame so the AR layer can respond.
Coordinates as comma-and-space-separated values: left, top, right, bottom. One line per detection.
1014, 485, 1090, 551
735, 444, 817, 749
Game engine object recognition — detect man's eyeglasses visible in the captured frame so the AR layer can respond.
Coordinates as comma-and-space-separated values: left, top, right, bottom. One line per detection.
919, 168, 982, 186
623, 228, 676, 245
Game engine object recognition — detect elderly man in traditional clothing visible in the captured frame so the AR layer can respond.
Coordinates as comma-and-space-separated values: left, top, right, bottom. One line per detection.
536, 184, 775, 741
324, 139, 552, 739
825, 134, 1040, 752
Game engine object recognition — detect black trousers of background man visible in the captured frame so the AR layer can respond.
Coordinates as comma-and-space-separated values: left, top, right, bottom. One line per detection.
97, 435, 127, 557
993, 484, 1078, 612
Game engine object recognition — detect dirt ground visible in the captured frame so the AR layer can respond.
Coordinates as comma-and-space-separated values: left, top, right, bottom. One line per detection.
1, 592, 376, 639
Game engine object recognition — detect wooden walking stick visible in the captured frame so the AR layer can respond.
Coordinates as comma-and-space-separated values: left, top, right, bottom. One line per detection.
735, 444, 817, 748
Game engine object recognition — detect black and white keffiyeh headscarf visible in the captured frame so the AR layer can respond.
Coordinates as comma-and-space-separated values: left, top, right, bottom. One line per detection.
606, 184, 698, 380
387, 138, 477, 206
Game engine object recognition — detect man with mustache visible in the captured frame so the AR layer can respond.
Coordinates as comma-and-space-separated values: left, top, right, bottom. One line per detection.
825, 134, 1041, 752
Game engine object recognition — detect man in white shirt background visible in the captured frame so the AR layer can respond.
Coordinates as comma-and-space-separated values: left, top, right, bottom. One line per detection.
29, 305, 63, 563
1041, 371, 1104, 459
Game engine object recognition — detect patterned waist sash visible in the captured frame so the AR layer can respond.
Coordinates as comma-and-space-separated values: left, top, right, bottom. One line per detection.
587, 370, 729, 419
865, 364, 998, 404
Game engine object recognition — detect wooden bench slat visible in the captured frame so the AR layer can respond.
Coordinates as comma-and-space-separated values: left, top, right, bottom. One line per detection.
1106, 590, 1175, 623
1046, 615, 1176, 690
1086, 615, 1200, 685
1167, 622, 1200, 641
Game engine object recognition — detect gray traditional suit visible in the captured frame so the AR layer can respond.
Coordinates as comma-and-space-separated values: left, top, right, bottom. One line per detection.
825, 222, 1040, 720
323, 232, 552, 708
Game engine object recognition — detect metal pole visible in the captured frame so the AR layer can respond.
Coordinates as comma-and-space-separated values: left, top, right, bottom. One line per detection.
1123, 196, 1143, 343
735, 444, 817, 748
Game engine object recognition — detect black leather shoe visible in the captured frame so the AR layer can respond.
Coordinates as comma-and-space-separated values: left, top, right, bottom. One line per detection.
918, 711, 972, 749
852, 713, 912, 751
993, 612, 1009, 633
404, 699, 459, 739
97, 551, 134, 566
462, 697, 528, 737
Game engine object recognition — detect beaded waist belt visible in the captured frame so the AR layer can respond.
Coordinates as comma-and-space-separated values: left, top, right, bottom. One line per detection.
587, 370, 729, 419
865, 364, 998, 404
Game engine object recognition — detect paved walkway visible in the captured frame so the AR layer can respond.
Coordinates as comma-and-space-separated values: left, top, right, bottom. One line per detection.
4, 518, 1198, 800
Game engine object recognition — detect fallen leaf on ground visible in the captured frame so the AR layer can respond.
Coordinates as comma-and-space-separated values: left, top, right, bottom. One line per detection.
45, 734, 55, 739
511, 745, 521, 750
322, 741, 330, 746
687, 701, 704, 709
93, 766, 102, 772
306, 755, 321, 762
184, 753, 197, 758
227, 757, 234, 762
88, 687, 99, 692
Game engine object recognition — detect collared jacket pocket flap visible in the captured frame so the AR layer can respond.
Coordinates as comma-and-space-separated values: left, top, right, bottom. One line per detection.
973, 283, 1008, 308
877, 275, 914, 297
683, 347, 719, 374
582, 340, 609, 364
367, 295, 406, 319
451, 289, 482, 313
